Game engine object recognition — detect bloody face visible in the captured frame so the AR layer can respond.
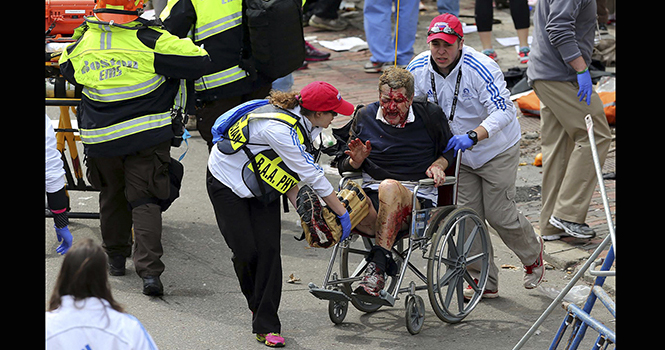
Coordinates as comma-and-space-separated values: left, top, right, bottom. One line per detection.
379, 85, 413, 127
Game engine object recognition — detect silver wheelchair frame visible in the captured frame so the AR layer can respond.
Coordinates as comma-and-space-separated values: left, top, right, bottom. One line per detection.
308, 150, 492, 334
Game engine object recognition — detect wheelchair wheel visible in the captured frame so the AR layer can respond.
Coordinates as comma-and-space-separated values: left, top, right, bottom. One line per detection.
328, 292, 348, 324
405, 294, 426, 335
426, 207, 490, 323
339, 236, 400, 313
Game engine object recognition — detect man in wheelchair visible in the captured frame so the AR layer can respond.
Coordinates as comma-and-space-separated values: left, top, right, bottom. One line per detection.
334, 67, 455, 296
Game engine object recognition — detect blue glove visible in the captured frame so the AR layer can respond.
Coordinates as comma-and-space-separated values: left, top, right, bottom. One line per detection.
55, 225, 73, 255
337, 211, 351, 242
444, 134, 474, 154
576, 69, 593, 106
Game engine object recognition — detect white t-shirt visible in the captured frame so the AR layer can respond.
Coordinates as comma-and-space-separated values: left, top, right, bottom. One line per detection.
46, 296, 159, 350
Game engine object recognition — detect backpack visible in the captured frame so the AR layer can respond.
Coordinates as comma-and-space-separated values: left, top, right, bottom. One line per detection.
298, 180, 370, 248
243, 0, 306, 80
211, 99, 269, 144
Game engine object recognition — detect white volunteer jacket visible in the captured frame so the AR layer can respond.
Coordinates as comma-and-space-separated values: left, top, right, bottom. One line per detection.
208, 105, 333, 199
407, 45, 521, 169
46, 296, 159, 350
46, 114, 66, 193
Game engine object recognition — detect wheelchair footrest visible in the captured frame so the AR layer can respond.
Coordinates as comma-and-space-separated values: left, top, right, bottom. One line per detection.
352, 290, 395, 307
308, 284, 351, 302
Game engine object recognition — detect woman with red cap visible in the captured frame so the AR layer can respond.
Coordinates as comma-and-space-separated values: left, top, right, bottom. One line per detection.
206, 81, 354, 347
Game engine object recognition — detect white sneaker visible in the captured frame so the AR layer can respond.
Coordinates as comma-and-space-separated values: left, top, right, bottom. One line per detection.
548, 216, 596, 239
463, 279, 499, 300
523, 236, 544, 289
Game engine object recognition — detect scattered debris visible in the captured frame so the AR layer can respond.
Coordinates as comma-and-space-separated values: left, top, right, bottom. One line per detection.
533, 153, 542, 167
287, 273, 301, 284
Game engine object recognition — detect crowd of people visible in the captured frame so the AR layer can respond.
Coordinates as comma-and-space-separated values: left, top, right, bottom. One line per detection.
46, 0, 614, 348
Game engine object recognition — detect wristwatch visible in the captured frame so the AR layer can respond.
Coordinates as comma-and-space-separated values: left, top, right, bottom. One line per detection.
467, 130, 478, 145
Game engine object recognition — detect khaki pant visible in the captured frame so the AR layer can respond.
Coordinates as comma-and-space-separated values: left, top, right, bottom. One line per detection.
458, 142, 541, 291
86, 140, 171, 278
532, 80, 612, 237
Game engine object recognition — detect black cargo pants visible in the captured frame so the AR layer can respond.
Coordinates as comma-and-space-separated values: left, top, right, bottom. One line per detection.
86, 140, 171, 278
206, 169, 282, 334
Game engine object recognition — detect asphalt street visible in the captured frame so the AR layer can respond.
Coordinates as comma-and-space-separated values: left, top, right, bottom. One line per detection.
45, 116, 615, 349
45, 0, 617, 347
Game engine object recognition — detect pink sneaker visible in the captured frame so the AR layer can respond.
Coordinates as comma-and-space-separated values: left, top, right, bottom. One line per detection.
256, 333, 285, 347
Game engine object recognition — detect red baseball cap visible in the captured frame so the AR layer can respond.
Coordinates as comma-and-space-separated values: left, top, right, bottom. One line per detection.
427, 13, 464, 44
300, 81, 355, 116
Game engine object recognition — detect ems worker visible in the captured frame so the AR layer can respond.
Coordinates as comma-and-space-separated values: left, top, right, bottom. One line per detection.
58, 0, 210, 296
160, 0, 275, 151
407, 14, 544, 298
206, 81, 353, 347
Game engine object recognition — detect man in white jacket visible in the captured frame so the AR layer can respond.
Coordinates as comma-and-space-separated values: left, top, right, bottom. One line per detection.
407, 14, 544, 298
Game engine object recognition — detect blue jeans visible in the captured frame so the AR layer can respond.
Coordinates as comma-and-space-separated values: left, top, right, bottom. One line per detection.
437, 0, 459, 16
363, 0, 419, 65
272, 74, 294, 92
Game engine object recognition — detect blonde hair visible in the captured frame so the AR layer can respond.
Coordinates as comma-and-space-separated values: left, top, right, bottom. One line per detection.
268, 89, 315, 116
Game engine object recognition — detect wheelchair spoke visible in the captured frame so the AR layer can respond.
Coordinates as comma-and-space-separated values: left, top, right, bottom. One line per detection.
456, 217, 466, 256
436, 264, 457, 288
465, 252, 486, 266
462, 224, 479, 255
427, 207, 490, 324
463, 270, 479, 292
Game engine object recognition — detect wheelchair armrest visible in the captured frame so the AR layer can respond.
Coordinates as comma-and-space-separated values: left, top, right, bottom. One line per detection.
341, 171, 363, 178
418, 176, 456, 187
339, 171, 364, 190
419, 178, 435, 186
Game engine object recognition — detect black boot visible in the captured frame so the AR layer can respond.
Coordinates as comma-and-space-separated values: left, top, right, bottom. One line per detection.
142, 275, 163, 296
108, 255, 126, 276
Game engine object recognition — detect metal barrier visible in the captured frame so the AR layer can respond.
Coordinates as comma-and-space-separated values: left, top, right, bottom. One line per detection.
514, 115, 615, 349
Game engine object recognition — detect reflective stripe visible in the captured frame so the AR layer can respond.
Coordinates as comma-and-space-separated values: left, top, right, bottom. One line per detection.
194, 66, 245, 91
194, 12, 242, 41
79, 112, 171, 144
99, 24, 112, 49
83, 75, 165, 102
173, 79, 187, 110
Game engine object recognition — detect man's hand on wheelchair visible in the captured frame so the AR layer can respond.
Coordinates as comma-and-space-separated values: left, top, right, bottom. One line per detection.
426, 163, 447, 187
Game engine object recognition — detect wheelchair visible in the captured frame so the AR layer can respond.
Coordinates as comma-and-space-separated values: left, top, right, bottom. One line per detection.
307, 150, 491, 334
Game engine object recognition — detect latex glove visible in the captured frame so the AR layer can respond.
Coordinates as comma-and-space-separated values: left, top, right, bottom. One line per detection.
444, 134, 474, 154
55, 225, 73, 255
337, 211, 351, 242
576, 69, 593, 106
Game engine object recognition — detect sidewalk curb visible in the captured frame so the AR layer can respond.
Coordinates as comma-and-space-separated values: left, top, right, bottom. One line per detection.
539, 229, 615, 296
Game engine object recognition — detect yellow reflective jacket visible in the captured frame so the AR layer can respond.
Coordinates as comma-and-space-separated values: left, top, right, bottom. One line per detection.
59, 17, 210, 157
161, 0, 270, 101
216, 104, 313, 203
